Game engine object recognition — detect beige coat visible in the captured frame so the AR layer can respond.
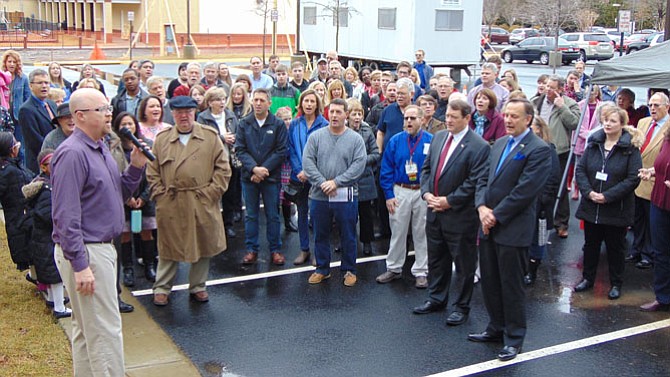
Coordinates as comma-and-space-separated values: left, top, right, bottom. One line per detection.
147, 122, 231, 262
635, 116, 670, 200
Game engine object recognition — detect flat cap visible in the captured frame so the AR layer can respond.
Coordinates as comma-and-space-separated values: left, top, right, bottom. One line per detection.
169, 96, 198, 110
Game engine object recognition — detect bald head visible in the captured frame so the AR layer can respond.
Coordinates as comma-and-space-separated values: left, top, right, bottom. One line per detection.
70, 88, 112, 140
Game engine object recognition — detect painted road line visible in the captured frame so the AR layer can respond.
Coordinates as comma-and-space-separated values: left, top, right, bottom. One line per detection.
131, 252, 414, 297
426, 318, 670, 377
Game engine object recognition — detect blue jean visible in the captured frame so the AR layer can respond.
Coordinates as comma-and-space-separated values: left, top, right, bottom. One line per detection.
296, 192, 310, 251
242, 180, 281, 253
310, 198, 358, 275
650, 204, 670, 304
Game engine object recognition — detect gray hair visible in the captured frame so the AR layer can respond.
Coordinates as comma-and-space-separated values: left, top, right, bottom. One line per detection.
146, 76, 164, 89
29, 69, 48, 81
651, 92, 670, 105
186, 62, 201, 72
203, 61, 218, 71
481, 63, 499, 74
548, 74, 565, 89
396, 77, 415, 93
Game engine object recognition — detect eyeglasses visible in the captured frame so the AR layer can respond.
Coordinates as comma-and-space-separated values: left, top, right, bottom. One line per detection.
404, 116, 418, 121
75, 105, 114, 113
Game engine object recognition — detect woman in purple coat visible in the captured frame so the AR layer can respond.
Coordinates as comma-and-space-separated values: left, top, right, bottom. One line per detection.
469, 88, 506, 145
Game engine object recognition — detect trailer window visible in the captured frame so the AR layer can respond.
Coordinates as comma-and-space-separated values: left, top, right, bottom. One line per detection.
378, 8, 396, 30
435, 9, 463, 31
332, 7, 349, 27
304, 6, 317, 25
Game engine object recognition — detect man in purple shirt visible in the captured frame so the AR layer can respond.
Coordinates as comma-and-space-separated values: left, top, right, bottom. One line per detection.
52, 88, 148, 376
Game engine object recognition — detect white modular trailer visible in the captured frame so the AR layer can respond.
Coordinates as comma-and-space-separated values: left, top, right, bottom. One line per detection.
297, 0, 483, 70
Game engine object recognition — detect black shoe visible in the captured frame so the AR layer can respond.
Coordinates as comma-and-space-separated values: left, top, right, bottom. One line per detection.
122, 267, 135, 287
226, 227, 237, 239
574, 279, 593, 292
446, 311, 468, 326
524, 259, 540, 286
608, 286, 621, 300
635, 260, 653, 270
25, 273, 38, 285
363, 243, 372, 255
144, 263, 157, 282
284, 221, 298, 232
625, 254, 641, 263
498, 346, 521, 361
467, 331, 503, 343
118, 298, 134, 313
413, 300, 445, 314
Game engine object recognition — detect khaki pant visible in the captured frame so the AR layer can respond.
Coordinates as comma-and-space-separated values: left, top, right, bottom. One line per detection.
55, 243, 124, 377
386, 185, 428, 277
153, 257, 211, 295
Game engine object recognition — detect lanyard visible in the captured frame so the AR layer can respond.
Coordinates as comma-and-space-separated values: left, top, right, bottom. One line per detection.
406, 130, 423, 160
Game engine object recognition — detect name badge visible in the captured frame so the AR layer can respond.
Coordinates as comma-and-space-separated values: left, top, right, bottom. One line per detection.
595, 171, 608, 181
405, 161, 418, 181
423, 143, 430, 155
267, 130, 274, 134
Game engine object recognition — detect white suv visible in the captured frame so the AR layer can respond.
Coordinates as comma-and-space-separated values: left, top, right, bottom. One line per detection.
561, 32, 614, 61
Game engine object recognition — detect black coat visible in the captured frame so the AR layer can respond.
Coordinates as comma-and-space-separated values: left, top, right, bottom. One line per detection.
351, 122, 379, 202
234, 112, 288, 183
537, 143, 560, 230
0, 157, 33, 269
22, 176, 61, 284
575, 128, 642, 227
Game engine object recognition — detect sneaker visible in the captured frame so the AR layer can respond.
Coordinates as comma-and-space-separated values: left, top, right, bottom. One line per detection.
54, 308, 72, 319
415, 276, 428, 289
343, 271, 357, 287
308, 272, 331, 284
376, 271, 402, 284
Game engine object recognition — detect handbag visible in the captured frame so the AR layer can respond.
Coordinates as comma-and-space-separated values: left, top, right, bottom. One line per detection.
283, 179, 308, 203
229, 146, 243, 169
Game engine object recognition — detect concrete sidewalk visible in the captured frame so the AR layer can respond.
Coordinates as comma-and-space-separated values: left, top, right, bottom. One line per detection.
58, 290, 201, 377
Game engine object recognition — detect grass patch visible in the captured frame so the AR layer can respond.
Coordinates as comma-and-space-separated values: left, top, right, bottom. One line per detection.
0, 227, 72, 376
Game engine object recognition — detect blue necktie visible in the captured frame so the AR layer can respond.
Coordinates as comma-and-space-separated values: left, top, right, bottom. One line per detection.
495, 137, 515, 175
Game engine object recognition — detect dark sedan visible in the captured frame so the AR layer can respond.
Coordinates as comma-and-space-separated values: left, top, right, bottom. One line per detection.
481, 26, 510, 44
501, 37, 580, 65
626, 32, 664, 54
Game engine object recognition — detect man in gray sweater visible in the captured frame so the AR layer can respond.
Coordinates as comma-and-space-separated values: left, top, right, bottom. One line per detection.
302, 98, 367, 286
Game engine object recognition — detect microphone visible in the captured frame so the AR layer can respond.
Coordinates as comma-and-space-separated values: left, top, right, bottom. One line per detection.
119, 127, 156, 161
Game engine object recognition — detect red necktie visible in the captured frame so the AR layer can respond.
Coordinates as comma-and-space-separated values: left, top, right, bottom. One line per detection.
434, 135, 453, 195
44, 103, 54, 120
641, 121, 657, 153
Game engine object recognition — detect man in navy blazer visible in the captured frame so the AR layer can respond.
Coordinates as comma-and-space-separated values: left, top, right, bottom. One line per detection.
19, 69, 57, 173
471, 99, 551, 361
414, 100, 490, 327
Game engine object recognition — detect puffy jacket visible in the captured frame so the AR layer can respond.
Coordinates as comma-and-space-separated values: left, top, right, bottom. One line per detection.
0, 157, 33, 269
575, 127, 643, 227
22, 176, 61, 284
351, 122, 379, 201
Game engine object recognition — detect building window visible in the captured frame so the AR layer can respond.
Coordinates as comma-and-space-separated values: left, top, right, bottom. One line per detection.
435, 9, 463, 31
441, 0, 462, 6
304, 6, 317, 25
332, 7, 348, 27
378, 8, 396, 30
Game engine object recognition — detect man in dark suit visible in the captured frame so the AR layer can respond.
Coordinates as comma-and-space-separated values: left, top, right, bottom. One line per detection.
19, 68, 57, 173
471, 99, 551, 361
414, 99, 490, 327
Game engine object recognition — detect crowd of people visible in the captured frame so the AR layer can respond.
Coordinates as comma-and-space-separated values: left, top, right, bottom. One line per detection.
1, 46, 670, 372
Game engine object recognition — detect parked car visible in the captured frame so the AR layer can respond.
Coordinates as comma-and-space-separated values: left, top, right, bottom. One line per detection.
603, 29, 630, 49
622, 33, 651, 51
481, 26, 510, 44
509, 28, 540, 44
626, 32, 664, 54
560, 32, 614, 61
501, 37, 580, 65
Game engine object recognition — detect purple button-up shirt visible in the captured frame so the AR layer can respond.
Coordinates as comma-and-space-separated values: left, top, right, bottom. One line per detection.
51, 127, 143, 272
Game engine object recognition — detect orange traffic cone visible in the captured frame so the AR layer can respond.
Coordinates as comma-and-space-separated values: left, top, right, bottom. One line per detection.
89, 41, 106, 60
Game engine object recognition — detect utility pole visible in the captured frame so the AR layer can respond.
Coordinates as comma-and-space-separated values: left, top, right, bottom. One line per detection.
665, 0, 670, 42
271, 0, 278, 55
184, 0, 195, 59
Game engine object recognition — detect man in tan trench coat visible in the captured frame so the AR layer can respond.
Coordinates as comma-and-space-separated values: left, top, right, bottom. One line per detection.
147, 96, 231, 306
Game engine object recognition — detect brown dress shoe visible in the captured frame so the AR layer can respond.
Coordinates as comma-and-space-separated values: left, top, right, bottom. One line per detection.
153, 293, 169, 306
242, 252, 258, 265
293, 251, 311, 265
190, 291, 209, 303
271, 252, 286, 265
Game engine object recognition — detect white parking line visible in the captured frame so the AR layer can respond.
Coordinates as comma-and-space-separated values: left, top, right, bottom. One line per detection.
131, 252, 413, 297
426, 318, 670, 377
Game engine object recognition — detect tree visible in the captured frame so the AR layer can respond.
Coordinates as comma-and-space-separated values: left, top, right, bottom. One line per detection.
303, 1, 359, 50
253, 0, 271, 64
636, 0, 667, 30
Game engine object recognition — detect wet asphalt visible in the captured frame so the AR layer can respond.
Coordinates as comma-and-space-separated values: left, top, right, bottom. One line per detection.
128, 200, 670, 377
